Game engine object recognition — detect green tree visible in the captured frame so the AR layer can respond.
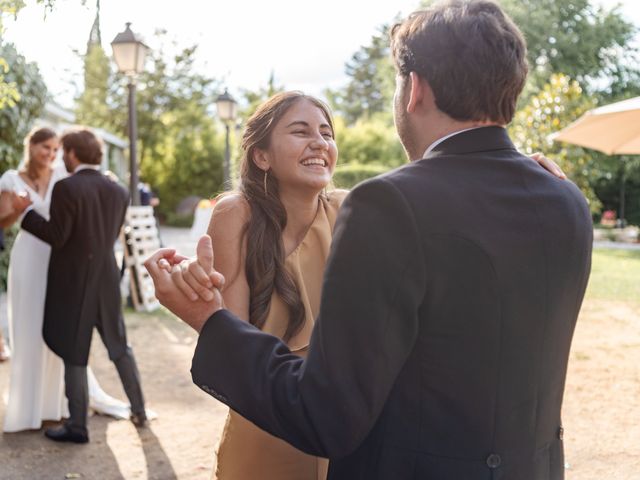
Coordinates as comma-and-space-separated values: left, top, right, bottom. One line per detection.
0, 0, 62, 109
0, 41, 47, 172
75, 43, 118, 131
1, 1, 29, 109
593, 157, 640, 226
334, 114, 404, 167
151, 112, 224, 221
325, 25, 395, 125
417, 0, 639, 99
0, 40, 47, 290
334, 0, 639, 120
120, 35, 224, 219
509, 74, 613, 213
500, 0, 638, 96
72, 29, 225, 221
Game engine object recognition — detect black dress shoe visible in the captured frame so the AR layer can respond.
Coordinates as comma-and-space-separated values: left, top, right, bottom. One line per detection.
44, 424, 89, 444
130, 411, 147, 428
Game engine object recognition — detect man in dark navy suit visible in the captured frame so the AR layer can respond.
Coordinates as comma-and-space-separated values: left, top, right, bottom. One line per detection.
147, 1, 592, 478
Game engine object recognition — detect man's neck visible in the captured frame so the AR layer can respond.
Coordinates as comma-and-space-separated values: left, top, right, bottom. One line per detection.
413, 119, 503, 161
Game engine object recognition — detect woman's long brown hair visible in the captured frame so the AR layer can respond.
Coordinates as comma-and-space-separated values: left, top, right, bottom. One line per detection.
239, 91, 334, 342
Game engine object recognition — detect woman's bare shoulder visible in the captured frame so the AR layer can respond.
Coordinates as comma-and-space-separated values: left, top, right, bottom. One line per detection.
209, 193, 251, 238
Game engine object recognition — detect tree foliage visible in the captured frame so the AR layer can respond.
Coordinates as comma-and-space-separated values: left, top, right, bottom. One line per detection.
0, 40, 47, 293
0, 0, 61, 109
324, 0, 639, 221
500, 0, 638, 97
509, 74, 612, 212
593, 157, 640, 226
332, 162, 391, 190
325, 25, 395, 126
124, 35, 224, 219
0, 41, 47, 172
73, 29, 226, 221
334, 114, 404, 168
75, 43, 119, 131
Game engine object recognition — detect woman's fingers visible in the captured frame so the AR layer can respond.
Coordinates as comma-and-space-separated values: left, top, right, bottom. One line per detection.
184, 260, 215, 301
532, 152, 567, 179
170, 261, 199, 301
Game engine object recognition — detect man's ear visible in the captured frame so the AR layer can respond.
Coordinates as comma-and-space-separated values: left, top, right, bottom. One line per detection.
406, 72, 434, 114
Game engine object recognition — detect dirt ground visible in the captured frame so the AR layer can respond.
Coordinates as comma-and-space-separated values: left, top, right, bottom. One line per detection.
0, 311, 227, 480
1, 298, 639, 480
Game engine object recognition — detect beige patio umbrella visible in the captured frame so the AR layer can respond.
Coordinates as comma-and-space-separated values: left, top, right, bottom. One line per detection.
552, 96, 640, 155
552, 96, 640, 226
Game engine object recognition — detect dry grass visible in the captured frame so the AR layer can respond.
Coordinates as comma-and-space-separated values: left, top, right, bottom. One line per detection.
563, 299, 640, 480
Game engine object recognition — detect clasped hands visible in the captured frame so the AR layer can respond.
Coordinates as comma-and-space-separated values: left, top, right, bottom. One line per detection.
12, 191, 32, 214
144, 235, 226, 333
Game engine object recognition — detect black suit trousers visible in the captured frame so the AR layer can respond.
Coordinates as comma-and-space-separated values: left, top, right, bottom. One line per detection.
65, 314, 145, 429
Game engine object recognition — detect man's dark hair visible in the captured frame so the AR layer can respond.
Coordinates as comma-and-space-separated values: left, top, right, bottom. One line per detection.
61, 129, 103, 165
391, 0, 528, 124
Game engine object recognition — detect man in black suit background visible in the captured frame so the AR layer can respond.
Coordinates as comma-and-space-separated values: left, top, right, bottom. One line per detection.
21, 129, 146, 443
147, 1, 592, 478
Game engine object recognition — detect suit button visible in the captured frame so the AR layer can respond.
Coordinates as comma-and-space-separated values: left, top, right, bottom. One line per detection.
558, 427, 564, 440
486, 453, 502, 469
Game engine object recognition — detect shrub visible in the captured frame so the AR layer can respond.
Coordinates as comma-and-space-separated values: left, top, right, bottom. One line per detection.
0, 226, 18, 292
332, 163, 392, 189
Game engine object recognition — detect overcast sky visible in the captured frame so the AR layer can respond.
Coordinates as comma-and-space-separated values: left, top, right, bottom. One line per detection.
2, 0, 639, 109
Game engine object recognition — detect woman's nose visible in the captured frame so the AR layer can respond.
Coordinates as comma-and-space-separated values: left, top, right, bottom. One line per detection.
310, 134, 329, 150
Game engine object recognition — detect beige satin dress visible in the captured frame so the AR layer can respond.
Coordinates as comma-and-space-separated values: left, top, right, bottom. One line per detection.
213, 190, 348, 480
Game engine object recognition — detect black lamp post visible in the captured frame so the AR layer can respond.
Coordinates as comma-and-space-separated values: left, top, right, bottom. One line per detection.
111, 23, 149, 205
215, 89, 237, 190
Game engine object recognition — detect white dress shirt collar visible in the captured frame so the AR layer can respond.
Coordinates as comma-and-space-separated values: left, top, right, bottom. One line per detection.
74, 163, 101, 173
422, 126, 490, 158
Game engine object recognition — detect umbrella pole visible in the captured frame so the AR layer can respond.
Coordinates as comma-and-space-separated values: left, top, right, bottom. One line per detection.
617, 158, 627, 228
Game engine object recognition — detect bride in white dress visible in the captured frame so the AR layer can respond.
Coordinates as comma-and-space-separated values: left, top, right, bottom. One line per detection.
0, 127, 130, 432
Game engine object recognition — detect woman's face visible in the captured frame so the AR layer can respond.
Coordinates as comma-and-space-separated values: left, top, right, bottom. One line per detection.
255, 99, 338, 194
30, 137, 59, 168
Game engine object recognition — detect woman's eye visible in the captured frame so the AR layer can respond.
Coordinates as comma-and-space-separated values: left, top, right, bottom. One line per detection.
321, 132, 333, 139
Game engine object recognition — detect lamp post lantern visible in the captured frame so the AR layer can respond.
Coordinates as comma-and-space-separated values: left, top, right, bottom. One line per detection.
111, 22, 149, 205
215, 89, 237, 190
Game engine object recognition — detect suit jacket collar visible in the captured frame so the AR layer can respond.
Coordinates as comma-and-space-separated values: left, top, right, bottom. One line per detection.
425, 126, 517, 158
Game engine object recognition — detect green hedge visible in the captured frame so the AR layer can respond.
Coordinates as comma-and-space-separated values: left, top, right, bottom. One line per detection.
161, 212, 195, 228
332, 163, 393, 189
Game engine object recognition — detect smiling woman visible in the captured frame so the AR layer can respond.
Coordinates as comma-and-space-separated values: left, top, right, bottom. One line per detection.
199, 91, 348, 480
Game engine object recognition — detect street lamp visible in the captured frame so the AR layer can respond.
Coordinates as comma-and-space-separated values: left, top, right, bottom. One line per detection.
111, 22, 149, 205
215, 89, 237, 190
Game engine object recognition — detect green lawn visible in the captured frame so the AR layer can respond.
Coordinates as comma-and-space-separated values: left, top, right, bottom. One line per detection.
585, 248, 640, 305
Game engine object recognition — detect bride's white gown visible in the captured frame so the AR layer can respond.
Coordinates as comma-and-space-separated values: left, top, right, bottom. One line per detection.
1, 166, 130, 432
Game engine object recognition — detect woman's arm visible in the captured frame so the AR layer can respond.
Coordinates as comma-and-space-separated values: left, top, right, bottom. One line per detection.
207, 194, 251, 322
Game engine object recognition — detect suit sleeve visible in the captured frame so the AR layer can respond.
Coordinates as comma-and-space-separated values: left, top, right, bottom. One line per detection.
191, 177, 427, 458
21, 181, 75, 249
